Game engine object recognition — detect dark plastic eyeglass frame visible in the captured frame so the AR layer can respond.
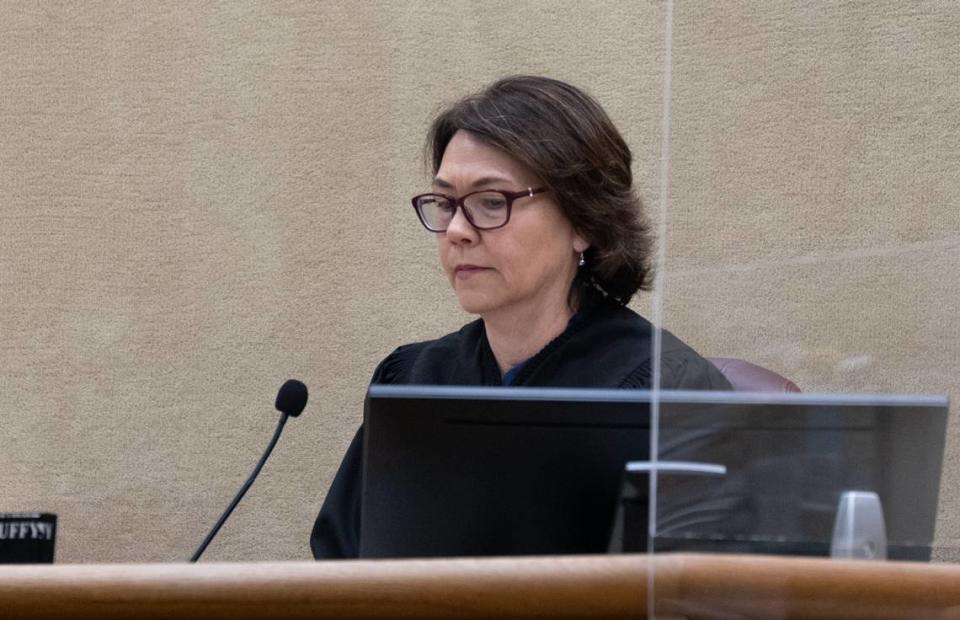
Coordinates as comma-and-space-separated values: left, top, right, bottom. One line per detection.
411, 187, 548, 232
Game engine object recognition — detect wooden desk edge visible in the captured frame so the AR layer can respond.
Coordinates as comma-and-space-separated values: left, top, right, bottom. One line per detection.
0, 554, 958, 619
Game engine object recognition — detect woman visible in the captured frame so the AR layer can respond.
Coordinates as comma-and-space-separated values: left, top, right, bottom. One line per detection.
311, 76, 730, 559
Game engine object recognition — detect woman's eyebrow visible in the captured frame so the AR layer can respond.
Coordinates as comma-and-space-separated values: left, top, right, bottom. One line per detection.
432, 175, 514, 189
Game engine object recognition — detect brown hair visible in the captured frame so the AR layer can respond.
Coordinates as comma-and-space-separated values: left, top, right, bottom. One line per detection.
427, 75, 654, 304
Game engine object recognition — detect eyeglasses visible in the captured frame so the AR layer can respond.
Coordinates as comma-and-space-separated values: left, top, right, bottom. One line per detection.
411, 187, 548, 232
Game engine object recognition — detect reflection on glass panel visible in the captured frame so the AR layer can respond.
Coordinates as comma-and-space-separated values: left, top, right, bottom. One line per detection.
651, 394, 946, 560
647, 0, 960, 616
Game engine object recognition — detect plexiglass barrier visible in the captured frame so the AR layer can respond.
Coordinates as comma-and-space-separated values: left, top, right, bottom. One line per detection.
646, 2, 959, 616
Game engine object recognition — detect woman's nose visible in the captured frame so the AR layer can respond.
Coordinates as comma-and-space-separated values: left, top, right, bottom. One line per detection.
444, 206, 478, 245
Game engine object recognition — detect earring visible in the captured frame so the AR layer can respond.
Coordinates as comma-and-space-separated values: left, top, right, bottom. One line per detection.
578, 252, 586, 267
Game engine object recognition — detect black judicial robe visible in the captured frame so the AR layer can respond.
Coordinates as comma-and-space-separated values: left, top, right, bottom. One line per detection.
310, 295, 731, 559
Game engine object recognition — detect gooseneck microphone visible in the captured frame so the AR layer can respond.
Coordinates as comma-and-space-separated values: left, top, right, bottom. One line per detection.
190, 379, 308, 562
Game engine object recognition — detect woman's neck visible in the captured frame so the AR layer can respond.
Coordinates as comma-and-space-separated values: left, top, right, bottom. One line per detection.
482, 298, 576, 375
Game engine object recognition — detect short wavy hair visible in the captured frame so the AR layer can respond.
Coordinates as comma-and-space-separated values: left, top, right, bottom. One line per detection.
426, 75, 654, 304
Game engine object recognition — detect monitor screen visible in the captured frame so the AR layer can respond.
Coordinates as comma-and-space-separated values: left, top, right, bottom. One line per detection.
359, 386, 947, 560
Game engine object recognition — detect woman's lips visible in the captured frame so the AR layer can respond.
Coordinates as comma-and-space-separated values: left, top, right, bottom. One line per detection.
454, 264, 491, 279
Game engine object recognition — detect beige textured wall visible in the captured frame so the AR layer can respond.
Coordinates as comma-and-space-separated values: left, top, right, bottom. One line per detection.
0, 1, 956, 563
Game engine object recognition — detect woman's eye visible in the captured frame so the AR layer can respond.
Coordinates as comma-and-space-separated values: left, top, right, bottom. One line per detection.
424, 199, 454, 212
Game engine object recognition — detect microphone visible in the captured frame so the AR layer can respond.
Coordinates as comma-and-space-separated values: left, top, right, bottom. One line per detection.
190, 379, 308, 562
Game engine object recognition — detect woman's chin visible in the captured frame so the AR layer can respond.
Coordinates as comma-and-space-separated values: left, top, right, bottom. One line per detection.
454, 291, 499, 316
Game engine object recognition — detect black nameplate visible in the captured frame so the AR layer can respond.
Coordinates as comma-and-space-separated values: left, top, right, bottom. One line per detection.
0, 513, 57, 563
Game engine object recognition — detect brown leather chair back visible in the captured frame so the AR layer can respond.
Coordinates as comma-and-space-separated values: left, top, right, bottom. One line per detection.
707, 357, 801, 392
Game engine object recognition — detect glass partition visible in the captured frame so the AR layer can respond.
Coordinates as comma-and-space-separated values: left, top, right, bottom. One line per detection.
646, 1, 959, 616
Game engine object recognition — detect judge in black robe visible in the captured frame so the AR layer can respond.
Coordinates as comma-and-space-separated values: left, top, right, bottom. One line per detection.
311, 76, 731, 559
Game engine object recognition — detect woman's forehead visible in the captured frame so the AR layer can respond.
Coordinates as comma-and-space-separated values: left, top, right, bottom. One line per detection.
434, 131, 535, 188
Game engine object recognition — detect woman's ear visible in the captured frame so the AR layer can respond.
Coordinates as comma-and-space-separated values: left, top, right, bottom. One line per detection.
573, 231, 590, 254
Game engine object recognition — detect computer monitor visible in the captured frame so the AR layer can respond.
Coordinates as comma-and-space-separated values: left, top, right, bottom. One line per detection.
359, 386, 947, 560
